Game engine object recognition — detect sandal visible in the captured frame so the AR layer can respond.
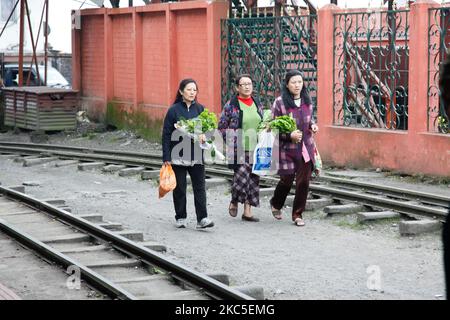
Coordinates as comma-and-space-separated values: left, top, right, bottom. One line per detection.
271, 207, 282, 220
229, 203, 238, 217
294, 217, 305, 227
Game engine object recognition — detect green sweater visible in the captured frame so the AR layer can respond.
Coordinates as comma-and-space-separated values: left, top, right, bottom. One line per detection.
239, 100, 261, 151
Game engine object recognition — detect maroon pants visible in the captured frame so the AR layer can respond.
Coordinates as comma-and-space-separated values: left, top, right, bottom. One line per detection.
270, 157, 312, 221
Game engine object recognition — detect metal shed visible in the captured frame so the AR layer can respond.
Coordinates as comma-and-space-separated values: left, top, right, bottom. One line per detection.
3, 86, 79, 131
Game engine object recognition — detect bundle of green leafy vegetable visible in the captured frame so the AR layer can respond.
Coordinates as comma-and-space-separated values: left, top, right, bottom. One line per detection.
258, 109, 273, 131
269, 113, 297, 133
174, 109, 224, 161
176, 109, 218, 134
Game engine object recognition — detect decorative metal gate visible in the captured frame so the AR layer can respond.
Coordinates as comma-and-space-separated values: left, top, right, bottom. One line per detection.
428, 6, 449, 134
333, 9, 410, 130
221, 14, 317, 113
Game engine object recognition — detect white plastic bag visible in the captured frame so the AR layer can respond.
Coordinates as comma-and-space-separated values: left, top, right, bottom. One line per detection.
202, 142, 225, 164
252, 130, 276, 176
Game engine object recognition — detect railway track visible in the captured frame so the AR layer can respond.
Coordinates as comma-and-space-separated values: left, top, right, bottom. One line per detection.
0, 185, 254, 300
0, 141, 448, 221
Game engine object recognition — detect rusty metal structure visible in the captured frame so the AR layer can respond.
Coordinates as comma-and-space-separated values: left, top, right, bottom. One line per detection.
0, 0, 49, 87
3, 86, 78, 131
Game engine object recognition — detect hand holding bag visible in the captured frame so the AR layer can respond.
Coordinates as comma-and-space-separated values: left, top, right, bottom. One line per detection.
159, 163, 177, 198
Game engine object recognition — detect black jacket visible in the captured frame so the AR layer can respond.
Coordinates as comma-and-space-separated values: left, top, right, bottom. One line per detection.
162, 100, 205, 164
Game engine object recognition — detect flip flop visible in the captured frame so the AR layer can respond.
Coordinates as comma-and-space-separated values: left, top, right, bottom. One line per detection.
294, 217, 305, 226
271, 207, 282, 220
229, 203, 238, 217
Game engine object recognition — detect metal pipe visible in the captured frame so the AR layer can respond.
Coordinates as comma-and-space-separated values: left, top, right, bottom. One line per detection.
45, 0, 49, 86
26, 0, 47, 85
24, 0, 41, 86
18, 0, 25, 87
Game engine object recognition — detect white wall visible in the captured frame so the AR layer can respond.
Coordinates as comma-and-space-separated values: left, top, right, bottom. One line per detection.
0, 0, 45, 53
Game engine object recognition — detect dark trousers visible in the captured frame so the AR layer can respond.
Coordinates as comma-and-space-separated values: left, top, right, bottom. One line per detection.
270, 157, 312, 221
172, 164, 208, 223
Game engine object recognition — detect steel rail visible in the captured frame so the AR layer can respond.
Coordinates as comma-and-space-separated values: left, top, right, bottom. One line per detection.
0, 142, 448, 218
0, 185, 254, 300
320, 176, 450, 208
1, 141, 448, 203
309, 184, 448, 220
0, 201, 137, 300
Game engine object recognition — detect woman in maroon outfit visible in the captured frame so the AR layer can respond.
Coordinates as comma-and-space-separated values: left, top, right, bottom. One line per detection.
269, 70, 319, 227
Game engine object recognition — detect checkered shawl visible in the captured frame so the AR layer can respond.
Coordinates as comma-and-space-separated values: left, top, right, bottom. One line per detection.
231, 152, 260, 207
271, 96, 316, 175
218, 95, 264, 170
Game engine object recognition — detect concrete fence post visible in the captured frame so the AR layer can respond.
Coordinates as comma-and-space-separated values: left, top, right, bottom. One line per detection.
407, 0, 439, 134
316, 4, 340, 155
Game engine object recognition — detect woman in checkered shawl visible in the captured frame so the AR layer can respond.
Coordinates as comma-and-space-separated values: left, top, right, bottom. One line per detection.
218, 74, 264, 222
269, 70, 319, 227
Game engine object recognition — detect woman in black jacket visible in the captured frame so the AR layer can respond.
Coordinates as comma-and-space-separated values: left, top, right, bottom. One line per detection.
162, 78, 214, 229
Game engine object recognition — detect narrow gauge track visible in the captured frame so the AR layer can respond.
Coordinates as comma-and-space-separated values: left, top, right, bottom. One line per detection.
0, 185, 253, 300
0, 141, 448, 220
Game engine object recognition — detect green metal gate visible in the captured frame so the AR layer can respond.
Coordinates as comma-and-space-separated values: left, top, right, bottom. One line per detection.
221, 15, 318, 114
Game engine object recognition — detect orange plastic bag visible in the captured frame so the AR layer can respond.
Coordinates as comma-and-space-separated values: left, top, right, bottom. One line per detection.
158, 163, 177, 198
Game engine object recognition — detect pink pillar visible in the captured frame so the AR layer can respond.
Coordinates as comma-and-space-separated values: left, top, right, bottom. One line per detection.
166, 7, 178, 107
133, 10, 143, 107
407, 0, 439, 133
206, 1, 228, 114
316, 4, 339, 145
71, 10, 81, 91
104, 9, 113, 103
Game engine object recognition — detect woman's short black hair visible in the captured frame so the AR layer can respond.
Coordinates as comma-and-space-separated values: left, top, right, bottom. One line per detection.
235, 74, 252, 86
174, 78, 198, 104
440, 53, 450, 118
281, 69, 312, 106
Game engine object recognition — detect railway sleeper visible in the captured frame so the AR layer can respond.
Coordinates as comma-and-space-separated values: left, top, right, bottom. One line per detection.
54, 160, 79, 167
78, 214, 104, 222
399, 220, 442, 236
97, 222, 123, 231
137, 289, 209, 300
85, 258, 141, 269
23, 157, 58, 167
67, 249, 131, 265
114, 230, 144, 242
324, 203, 365, 216
41, 233, 91, 244
13, 155, 41, 163
78, 162, 105, 171
42, 199, 66, 206
88, 265, 159, 280
102, 164, 126, 173
141, 170, 160, 180
136, 241, 167, 252
356, 211, 400, 223
118, 167, 146, 177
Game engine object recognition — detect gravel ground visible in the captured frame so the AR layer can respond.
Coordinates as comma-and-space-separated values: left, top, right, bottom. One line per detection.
0, 129, 448, 300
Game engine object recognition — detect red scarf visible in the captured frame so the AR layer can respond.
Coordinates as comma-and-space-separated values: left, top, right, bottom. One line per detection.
238, 96, 253, 107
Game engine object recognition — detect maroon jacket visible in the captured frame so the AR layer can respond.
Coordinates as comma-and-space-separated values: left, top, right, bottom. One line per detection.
271, 96, 316, 175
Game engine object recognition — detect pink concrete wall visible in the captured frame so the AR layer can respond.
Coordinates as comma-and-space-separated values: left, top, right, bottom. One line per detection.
72, 1, 228, 120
